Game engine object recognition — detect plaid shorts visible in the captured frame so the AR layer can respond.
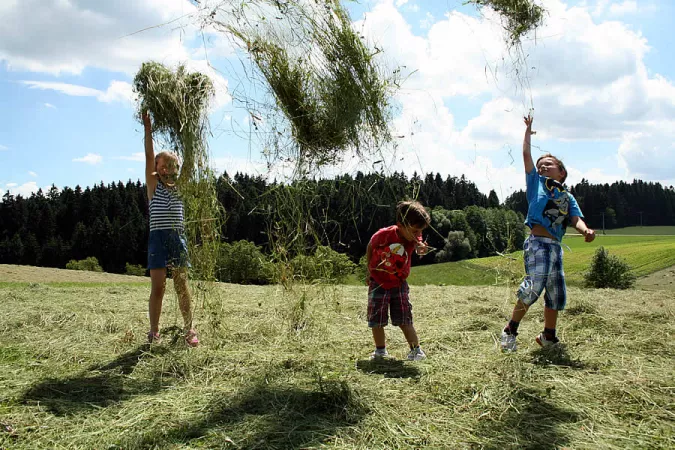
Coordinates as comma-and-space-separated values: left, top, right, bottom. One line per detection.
367, 280, 413, 327
516, 235, 567, 311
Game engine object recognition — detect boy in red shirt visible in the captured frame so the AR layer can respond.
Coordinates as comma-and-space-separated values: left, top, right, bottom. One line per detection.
366, 201, 431, 361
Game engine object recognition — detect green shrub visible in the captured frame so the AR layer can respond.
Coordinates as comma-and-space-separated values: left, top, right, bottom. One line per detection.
66, 256, 103, 272
217, 240, 272, 285
290, 246, 357, 284
356, 254, 369, 284
124, 263, 146, 277
584, 246, 636, 289
436, 231, 472, 263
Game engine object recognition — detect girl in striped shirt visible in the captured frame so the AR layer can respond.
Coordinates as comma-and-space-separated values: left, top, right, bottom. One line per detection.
143, 111, 199, 346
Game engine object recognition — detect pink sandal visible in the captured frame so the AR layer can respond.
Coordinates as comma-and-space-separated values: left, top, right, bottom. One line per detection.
185, 329, 200, 347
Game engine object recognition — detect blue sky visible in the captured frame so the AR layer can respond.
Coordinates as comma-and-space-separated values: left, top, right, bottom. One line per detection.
1, 0, 674, 201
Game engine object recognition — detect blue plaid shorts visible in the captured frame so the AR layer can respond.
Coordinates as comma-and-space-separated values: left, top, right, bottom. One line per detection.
517, 235, 567, 311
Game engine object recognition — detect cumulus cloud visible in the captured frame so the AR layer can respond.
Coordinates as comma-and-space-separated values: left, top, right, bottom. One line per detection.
352, 0, 675, 192
3, 181, 40, 198
2, 1, 231, 110
73, 153, 103, 165
116, 152, 145, 162
0, 0, 197, 75
609, 1, 638, 16
21, 80, 134, 105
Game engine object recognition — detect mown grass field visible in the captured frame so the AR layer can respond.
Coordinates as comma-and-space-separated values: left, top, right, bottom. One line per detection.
410, 232, 675, 287
1, 275, 673, 449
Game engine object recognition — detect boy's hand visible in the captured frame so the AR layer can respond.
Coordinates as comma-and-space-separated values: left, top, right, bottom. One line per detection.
142, 111, 152, 131
415, 241, 430, 256
583, 228, 596, 243
524, 115, 536, 135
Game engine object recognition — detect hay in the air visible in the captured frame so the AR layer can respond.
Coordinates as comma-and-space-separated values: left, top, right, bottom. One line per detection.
203, 0, 396, 171
469, 0, 545, 46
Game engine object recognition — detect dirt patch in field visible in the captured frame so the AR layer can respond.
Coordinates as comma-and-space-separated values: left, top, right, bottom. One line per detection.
636, 265, 675, 291
0, 264, 149, 284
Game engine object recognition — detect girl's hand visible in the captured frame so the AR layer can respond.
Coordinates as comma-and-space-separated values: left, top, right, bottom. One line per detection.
524, 115, 536, 135
142, 111, 152, 131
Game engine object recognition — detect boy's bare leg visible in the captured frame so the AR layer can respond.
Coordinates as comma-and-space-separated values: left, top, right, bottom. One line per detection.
149, 268, 167, 334
172, 268, 193, 330
510, 299, 529, 323
543, 306, 558, 330
399, 324, 419, 348
371, 327, 386, 348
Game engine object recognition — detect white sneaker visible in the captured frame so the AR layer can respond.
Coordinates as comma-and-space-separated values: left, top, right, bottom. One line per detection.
500, 331, 517, 352
536, 332, 560, 347
407, 346, 426, 361
370, 348, 389, 360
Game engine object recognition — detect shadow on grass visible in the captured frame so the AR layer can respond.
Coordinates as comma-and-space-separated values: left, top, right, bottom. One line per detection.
478, 387, 580, 450
20, 344, 167, 415
530, 344, 589, 370
123, 380, 369, 450
355, 358, 421, 379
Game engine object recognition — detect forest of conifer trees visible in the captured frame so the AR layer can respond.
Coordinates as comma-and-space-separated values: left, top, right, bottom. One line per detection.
1, 172, 674, 275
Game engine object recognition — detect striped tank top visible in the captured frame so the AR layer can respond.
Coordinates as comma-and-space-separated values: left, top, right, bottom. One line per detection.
149, 181, 185, 232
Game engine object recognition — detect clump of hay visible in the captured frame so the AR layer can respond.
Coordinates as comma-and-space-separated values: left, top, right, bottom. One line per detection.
133, 61, 223, 292
469, 0, 545, 46
203, 0, 396, 171
133, 62, 214, 182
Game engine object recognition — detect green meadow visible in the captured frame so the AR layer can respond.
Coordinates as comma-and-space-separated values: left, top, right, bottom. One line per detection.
1, 227, 674, 449
410, 230, 675, 287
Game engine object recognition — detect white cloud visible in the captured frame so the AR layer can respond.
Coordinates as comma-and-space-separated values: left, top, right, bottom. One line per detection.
28, 171, 37, 177
116, 152, 145, 162
609, 1, 638, 16
351, 0, 675, 194
395, 0, 410, 6
44, 102, 56, 109
0, 0, 198, 75
0, 144, 7, 151
3, 181, 39, 198
618, 125, 675, 181
21, 80, 134, 105
73, 153, 103, 165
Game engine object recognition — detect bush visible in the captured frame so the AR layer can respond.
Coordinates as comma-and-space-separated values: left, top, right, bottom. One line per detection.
66, 256, 103, 272
584, 246, 636, 289
217, 240, 272, 285
290, 246, 357, 284
435, 231, 472, 263
125, 263, 146, 277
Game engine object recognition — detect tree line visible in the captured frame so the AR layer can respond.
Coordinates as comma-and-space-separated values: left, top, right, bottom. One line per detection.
1, 173, 674, 274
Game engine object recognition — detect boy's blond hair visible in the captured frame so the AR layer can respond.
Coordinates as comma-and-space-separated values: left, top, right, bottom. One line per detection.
396, 201, 431, 228
155, 151, 181, 168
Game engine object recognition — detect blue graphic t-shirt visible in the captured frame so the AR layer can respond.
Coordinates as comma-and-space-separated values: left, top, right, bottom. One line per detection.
525, 168, 583, 241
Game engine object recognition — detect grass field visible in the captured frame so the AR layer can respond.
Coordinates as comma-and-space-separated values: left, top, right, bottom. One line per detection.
1, 274, 673, 449
410, 233, 675, 287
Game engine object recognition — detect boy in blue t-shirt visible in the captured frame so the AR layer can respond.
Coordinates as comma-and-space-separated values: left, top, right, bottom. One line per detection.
500, 115, 596, 352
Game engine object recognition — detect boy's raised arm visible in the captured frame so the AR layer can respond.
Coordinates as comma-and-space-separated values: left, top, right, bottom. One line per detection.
523, 115, 536, 174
